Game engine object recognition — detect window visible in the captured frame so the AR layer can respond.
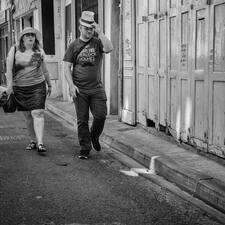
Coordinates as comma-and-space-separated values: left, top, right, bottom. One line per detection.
41, 0, 55, 55
75, 0, 98, 37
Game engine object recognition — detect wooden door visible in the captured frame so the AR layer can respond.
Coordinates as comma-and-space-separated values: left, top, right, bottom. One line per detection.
136, 0, 148, 125
167, 0, 179, 137
121, 0, 136, 125
156, 0, 168, 128
208, 0, 225, 157
177, 1, 192, 141
145, 0, 157, 125
190, 0, 209, 148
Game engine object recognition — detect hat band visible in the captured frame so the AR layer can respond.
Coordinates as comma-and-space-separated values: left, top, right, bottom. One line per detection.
80, 18, 94, 24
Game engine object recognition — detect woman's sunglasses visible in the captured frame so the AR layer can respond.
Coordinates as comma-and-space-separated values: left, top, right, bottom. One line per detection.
24, 33, 35, 37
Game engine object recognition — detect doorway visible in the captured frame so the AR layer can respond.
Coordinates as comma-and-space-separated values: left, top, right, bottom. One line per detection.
75, 0, 98, 38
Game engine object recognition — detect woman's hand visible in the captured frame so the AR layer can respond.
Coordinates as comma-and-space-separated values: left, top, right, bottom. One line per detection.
47, 85, 52, 96
6, 85, 13, 95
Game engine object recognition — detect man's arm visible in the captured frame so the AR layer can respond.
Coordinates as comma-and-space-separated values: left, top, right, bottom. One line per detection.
94, 23, 113, 53
64, 61, 80, 98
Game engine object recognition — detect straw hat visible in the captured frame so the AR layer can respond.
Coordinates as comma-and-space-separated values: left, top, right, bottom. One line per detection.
79, 11, 95, 28
18, 27, 41, 42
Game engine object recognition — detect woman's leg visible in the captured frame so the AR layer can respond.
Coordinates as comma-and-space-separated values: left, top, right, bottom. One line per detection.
31, 109, 45, 145
23, 111, 36, 142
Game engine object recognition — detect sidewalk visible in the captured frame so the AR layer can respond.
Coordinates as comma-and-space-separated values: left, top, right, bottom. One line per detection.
46, 97, 225, 215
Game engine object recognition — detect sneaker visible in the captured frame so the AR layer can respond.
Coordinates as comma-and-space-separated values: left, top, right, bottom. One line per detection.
78, 150, 89, 159
91, 133, 101, 152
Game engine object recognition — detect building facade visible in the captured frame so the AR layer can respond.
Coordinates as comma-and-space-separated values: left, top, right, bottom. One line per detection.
0, 0, 224, 159
121, 0, 225, 158
0, 0, 9, 86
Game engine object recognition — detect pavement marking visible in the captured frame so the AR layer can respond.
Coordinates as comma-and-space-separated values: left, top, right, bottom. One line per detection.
35, 196, 43, 199
0, 135, 27, 141
119, 169, 139, 177
120, 167, 157, 177
131, 168, 155, 174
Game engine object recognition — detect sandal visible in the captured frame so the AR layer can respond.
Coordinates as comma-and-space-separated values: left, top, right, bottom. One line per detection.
37, 144, 47, 153
26, 141, 36, 150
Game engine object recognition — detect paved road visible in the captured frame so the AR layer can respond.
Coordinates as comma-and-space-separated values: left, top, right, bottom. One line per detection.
0, 109, 222, 225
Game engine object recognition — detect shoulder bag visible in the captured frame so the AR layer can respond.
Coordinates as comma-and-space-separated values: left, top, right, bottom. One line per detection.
73, 38, 92, 67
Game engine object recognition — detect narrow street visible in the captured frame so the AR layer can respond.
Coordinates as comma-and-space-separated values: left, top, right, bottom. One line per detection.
0, 109, 222, 225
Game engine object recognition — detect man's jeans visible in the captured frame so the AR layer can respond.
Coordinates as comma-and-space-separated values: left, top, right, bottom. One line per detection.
73, 89, 107, 151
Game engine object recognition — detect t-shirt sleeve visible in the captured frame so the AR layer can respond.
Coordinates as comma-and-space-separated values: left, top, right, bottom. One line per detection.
40, 48, 46, 61
98, 38, 104, 53
63, 42, 75, 63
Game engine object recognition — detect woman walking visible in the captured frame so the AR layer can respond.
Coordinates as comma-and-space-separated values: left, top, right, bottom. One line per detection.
5, 27, 51, 153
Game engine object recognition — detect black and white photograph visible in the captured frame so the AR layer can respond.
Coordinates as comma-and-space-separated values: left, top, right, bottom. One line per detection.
0, 0, 225, 224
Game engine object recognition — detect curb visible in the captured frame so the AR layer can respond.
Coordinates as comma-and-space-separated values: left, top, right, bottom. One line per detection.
102, 133, 225, 213
46, 102, 225, 215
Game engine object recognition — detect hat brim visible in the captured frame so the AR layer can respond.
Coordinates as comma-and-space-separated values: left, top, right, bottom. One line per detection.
18, 28, 41, 42
79, 19, 95, 28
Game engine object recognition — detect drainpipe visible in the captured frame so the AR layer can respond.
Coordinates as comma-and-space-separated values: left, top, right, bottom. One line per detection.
118, 0, 123, 122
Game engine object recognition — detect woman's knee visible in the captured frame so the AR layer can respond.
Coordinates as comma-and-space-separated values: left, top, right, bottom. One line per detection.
31, 109, 45, 118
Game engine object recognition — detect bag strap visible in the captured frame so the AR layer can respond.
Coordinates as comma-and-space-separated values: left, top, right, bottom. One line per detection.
73, 38, 92, 67
13, 45, 16, 78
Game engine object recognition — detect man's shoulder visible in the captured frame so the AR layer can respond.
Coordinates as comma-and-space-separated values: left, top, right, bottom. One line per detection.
72, 38, 80, 44
67, 38, 80, 49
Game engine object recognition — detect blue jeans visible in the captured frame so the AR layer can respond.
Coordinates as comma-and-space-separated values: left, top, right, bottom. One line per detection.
73, 89, 107, 151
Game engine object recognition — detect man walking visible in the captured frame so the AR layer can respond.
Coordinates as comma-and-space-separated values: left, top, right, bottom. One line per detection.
63, 11, 113, 159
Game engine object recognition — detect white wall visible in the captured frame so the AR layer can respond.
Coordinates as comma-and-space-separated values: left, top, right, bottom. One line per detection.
104, 0, 112, 114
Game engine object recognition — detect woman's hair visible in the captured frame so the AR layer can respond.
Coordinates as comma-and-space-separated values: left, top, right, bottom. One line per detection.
18, 35, 41, 52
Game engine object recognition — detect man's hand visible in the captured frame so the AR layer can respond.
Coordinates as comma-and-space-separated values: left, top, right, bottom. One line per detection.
94, 23, 102, 34
69, 84, 80, 98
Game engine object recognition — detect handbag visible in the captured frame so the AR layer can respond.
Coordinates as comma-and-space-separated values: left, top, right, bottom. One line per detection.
0, 91, 9, 107
2, 93, 17, 113
1, 46, 18, 113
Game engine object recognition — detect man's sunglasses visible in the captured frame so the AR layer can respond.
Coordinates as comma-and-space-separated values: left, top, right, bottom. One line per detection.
82, 26, 95, 31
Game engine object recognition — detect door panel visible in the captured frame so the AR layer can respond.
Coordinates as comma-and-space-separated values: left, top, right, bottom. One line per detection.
167, 2, 179, 137
178, 3, 192, 141
190, 2, 209, 148
122, 0, 136, 125
194, 80, 205, 141
146, 0, 157, 123
208, 0, 225, 157
156, 3, 167, 128
180, 78, 189, 141
136, 0, 147, 125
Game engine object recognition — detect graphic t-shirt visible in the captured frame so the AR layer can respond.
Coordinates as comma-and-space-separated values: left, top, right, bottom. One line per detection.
7, 46, 46, 87
63, 37, 104, 92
